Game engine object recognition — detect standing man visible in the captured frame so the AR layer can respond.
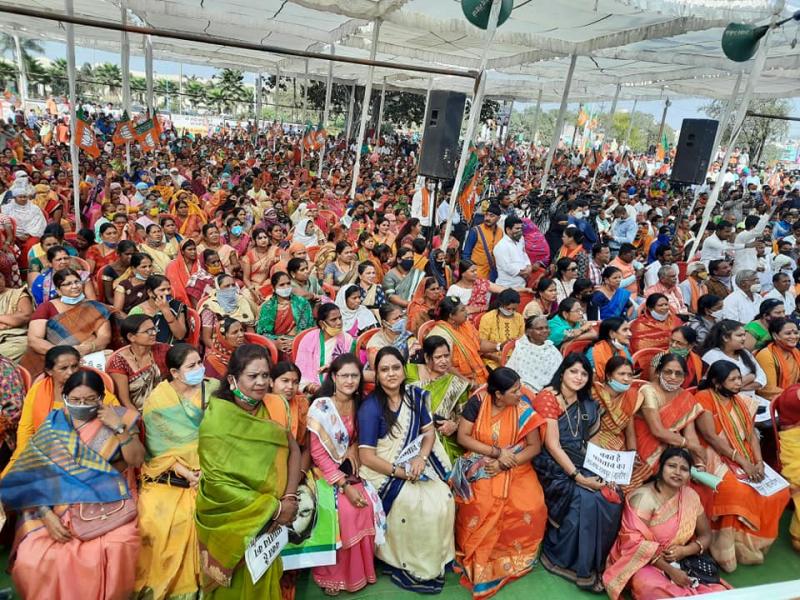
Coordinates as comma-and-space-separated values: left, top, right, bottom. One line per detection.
462, 204, 502, 281
410, 176, 434, 237
493, 216, 531, 289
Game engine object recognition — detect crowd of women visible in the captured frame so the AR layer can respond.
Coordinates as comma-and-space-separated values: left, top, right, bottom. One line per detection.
0, 110, 799, 600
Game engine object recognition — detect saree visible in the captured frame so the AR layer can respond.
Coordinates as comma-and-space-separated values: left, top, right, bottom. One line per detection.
407, 277, 439, 336
453, 393, 546, 599
256, 295, 314, 340
590, 288, 631, 320
204, 320, 238, 380
196, 396, 289, 598
774, 384, 800, 551
165, 250, 199, 307
19, 300, 112, 378
429, 321, 488, 386
295, 329, 354, 389
603, 486, 730, 599
139, 242, 172, 274
629, 311, 684, 354
694, 389, 790, 572
634, 385, 703, 475
0, 287, 30, 361
586, 341, 631, 383
136, 380, 209, 600
358, 387, 455, 593
0, 408, 140, 600
466, 278, 492, 322
171, 196, 207, 238
531, 391, 623, 590
756, 343, 800, 401
405, 364, 470, 462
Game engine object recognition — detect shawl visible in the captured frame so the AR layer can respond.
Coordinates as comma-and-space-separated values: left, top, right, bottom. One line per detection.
256, 294, 314, 339
762, 343, 800, 389
430, 320, 488, 385
165, 242, 199, 306
335, 285, 377, 335
629, 310, 683, 354
197, 288, 256, 326
205, 320, 238, 379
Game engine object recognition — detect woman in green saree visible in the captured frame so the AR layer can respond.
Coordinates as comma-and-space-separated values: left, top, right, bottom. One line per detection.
196, 344, 303, 599
406, 334, 470, 462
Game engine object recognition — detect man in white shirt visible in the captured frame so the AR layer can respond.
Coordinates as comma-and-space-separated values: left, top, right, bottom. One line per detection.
700, 221, 752, 263
765, 271, 796, 315
493, 216, 531, 288
721, 270, 762, 323
643, 245, 676, 289
733, 212, 772, 272
410, 177, 434, 229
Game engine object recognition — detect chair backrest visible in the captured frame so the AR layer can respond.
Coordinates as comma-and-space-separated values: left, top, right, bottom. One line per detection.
292, 328, 315, 362
355, 328, 380, 365
561, 338, 591, 357
245, 333, 279, 365
16, 365, 32, 392
185, 307, 201, 346
71, 256, 91, 272
417, 320, 437, 340
83, 365, 115, 393
500, 339, 517, 366
632, 347, 662, 381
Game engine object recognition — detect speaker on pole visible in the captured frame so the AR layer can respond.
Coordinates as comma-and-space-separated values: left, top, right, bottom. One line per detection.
418, 91, 466, 180
670, 118, 719, 185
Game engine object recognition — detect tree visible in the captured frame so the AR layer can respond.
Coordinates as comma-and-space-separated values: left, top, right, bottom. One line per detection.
184, 75, 207, 111
0, 33, 43, 63
702, 98, 790, 164
46, 58, 68, 96
155, 78, 178, 111
205, 87, 228, 115
0, 59, 16, 91
130, 76, 147, 106
94, 63, 122, 102
383, 91, 426, 127
211, 69, 249, 116
78, 63, 96, 98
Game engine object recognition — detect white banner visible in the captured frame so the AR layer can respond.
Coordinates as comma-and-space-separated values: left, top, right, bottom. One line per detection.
745, 464, 790, 497
245, 526, 288, 584
583, 442, 636, 485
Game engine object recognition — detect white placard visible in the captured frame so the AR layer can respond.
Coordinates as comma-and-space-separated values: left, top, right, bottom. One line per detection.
745, 463, 790, 497
394, 434, 424, 466
80, 350, 107, 372
245, 526, 288, 584
583, 442, 636, 485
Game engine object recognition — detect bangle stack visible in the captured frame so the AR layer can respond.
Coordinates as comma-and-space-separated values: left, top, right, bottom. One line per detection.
569, 469, 579, 480
281, 493, 299, 501
390, 464, 397, 477
730, 450, 738, 462
491, 445, 501, 459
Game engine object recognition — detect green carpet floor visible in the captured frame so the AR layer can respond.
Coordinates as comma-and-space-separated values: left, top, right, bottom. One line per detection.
0, 512, 796, 599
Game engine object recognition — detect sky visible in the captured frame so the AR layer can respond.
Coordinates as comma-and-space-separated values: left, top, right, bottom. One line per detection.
19, 41, 800, 141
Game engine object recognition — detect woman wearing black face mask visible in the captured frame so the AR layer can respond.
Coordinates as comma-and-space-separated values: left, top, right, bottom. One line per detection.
382, 247, 415, 309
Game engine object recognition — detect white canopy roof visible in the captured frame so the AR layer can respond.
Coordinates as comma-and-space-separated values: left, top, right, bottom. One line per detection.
1, 0, 799, 102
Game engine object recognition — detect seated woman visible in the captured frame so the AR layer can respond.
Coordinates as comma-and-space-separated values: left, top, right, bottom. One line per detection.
242, 227, 278, 304
20, 268, 113, 378
453, 367, 546, 599
335, 284, 378, 338
112, 252, 155, 314
408, 276, 444, 336
522, 277, 558, 320
426, 248, 454, 290
307, 354, 383, 595
744, 298, 785, 352
630, 293, 683, 354
547, 297, 597, 349
756, 317, 800, 400
128, 274, 188, 345
0, 271, 33, 361
160, 217, 182, 259
604, 448, 730, 599
165, 239, 200, 307
195, 344, 302, 598
357, 260, 387, 315
652, 326, 704, 388
773, 384, 800, 550
382, 246, 424, 309
585, 317, 632, 383
694, 360, 791, 571
552, 257, 579, 304
139, 223, 171, 274
478, 289, 525, 369
198, 273, 256, 350
506, 315, 563, 392
366, 303, 418, 369
25, 230, 65, 286
296, 303, 355, 395
323, 241, 358, 293
30, 245, 95, 307
358, 347, 455, 593
186, 249, 222, 309
590, 266, 633, 320
198, 223, 239, 276
0, 356, 24, 471
136, 344, 213, 600
0, 369, 143, 600
256, 271, 314, 360
700, 319, 767, 402
97, 239, 137, 304
204, 316, 246, 380
429, 297, 495, 387
85, 222, 120, 274
635, 353, 706, 475
405, 335, 470, 462
446, 260, 495, 320
287, 257, 324, 305
532, 354, 623, 592
687, 294, 723, 350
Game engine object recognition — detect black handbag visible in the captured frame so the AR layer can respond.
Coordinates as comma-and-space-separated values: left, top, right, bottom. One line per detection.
679, 553, 720, 584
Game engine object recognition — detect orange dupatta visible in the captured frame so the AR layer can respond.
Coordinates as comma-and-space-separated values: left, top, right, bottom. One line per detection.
766, 343, 800, 389
591, 340, 627, 382
436, 320, 487, 385
634, 388, 700, 471
407, 276, 438, 336
165, 243, 199, 306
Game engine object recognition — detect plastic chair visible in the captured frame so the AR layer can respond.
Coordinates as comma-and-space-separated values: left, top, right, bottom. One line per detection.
632, 347, 662, 381
82, 365, 115, 393
417, 320, 437, 340
355, 328, 380, 366
245, 333, 279, 365
561, 338, 592, 357
71, 256, 91, 272
16, 365, 31, 392
292, 328, 315, 362
500, 339, 517, 366
186, 307, 201, 346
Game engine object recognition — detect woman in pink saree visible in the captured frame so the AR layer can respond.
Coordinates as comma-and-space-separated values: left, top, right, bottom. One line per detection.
604, 448, 730, 599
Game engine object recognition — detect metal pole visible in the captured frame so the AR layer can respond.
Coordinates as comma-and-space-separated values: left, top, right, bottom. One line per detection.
502, 99, 514, 144
145, 35, 154, 114
275, 65, 281, 122
531, 87, 542, 145
65, 0, 81, 229
657, 97, 671, 144
12, 31, 28, 108
302, 59, 309, 125
255, 72, 263, 134
570, 103, 582, 149
622, 98, 637, 153
440, 0, 503, 250
178, 62, 183, 113
345, 83, 355, 142
375, 77, 387, 145
688, 4, 783, 260
608, 83, 621, 120
350, 19, 382, 200
712, 72, 743, 159
318, 46, 334, 175
120, 2, 131, 174
540, 53, 577, 193
423, 77, 433, 123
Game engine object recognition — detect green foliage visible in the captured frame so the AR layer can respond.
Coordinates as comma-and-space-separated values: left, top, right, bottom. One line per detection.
0, 60, 16, 89
702, 98, 790, 164
382, 91, 426, 127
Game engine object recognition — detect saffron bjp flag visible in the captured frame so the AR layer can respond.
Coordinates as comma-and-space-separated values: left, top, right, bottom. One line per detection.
457, 148, 480, 223
135, 119, 159, 152
112, 112, 137, 147
74, 110, 100, 158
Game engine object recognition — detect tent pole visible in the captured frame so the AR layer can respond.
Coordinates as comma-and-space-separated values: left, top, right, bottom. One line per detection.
121, 1, 131, 174
440, 0, 503, 250
622, 98, 637, 153
65, 0, 81, 229
302, 58, 309, 125
144, 35, 154, 114
687, 4, 783, 260
349, 19, 382, 200
570, 103, 582, 149
502, 99, 514, 144
344, 83, 355, 142
540, 53, 577, 193
318, 45, 334, 176
657, 97, 671, 145
12, 31, 28, 108
531, 87, 542, 145
608, 83, 621, 120
375, 77, 387, 145
712, 71, 743, 159
255, 72, 263, 134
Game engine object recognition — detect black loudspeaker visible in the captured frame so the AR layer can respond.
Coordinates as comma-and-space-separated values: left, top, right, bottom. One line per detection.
418, 91, 467, 180
670, 118, 719, 184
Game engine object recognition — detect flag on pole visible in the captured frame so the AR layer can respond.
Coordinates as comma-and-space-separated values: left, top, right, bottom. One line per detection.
656, 131, 669, 161
135, 118, 160, 152
74, 110, 100, 158
457, 148, 480, 223
113, 111, 137, 147
577, 108, 589, 127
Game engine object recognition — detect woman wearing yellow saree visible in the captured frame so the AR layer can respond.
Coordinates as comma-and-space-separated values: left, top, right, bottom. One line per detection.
773, 383, 800, 551
196, 344, 302, 599
136, 344, 216, 600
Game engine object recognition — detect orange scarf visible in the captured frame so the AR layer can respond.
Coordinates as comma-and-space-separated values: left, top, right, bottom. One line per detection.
768, 343, 800, 389
437, 320, 487, 385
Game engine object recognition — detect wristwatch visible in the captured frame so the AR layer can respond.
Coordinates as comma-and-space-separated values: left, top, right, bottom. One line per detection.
114, 424, 126, 436
495, 342, 502, 352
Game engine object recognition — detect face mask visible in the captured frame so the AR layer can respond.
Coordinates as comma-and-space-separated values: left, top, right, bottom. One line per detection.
103, 241, 118, 249
231, 225, 243, 236
607, 379, 630, 394
275, 286, 292, 298
659, 374, 683, 392
320, 321, 343, 337
399, 258, 413, 271
717, 275, 731, 286
388, 316, 408, 334
60, 292, 86, 305
711, 309, 725, 320
651, 310, 669, 321
149, 207, 159, 216
750, 283, 762, 294
217, 287, 238, 311
632, 260, 644, 270
64, 399, 99, 422
717, 386, 736, 398
231, 381, 261, 408
207, 264, 223, 276
182, 366, 205, 386
611, 339, 626, 350
670, 346, 690, 358
134, 272, 148, 281
498, 307, 515, 317
696, 271, 708, 280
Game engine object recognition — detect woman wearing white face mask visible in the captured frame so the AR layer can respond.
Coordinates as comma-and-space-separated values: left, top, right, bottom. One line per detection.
136, 344, 214, 600
198, 274, 256, 351
630, 293, 682, 354
687, 294, 724, 349
478, 288, 525, 369
367, 303, 418, 372
256, 271, 314, 360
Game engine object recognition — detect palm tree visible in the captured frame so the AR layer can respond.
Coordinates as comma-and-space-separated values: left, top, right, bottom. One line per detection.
130, 76, 147, 106
184, 76, 207, 111
0, 33, 43, 62
23, 57, 48, 98
212, 68, 248, 115
94, 63, 122, 102
0, 60, 17, 90
45, 58, 68, 96
78, 63, 96, 98
154, 78, 178, 111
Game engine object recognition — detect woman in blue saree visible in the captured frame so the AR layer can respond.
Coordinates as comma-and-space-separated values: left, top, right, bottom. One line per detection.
590, 267, 632, 321
532, 353, 624, 593
358, 346, 455, 593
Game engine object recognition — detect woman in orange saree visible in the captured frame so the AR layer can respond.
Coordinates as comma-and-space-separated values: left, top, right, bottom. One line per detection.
165, 239, 200, 307
694, 360, 791, 572
772, 384, 800, 551
755, 318, 800, 401
630, 293, 683, 354
170, 192, 207, 239
604, 448, 730, 599
428, 297, 494, 387
452, 368, 546, 599
407, 277, 443, 336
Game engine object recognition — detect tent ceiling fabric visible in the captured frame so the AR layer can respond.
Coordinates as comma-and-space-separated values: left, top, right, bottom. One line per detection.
0, 0, 798, 102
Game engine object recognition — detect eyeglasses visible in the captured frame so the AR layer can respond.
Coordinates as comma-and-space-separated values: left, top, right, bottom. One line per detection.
661, 369, 685, 378
138, 327, 158, 336
334, 372, 360, 380
65, 395, 100, 405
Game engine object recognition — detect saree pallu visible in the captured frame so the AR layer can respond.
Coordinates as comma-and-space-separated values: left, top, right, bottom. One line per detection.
453, 394, 546, 599
774, 385, 800, 551
531, 394, 623, 590
466, 278, 492, 326
139, 242, 172, 274
629, 312, 683, 354
19, 300, 112, 378
256, 295, 314, 341
603, 486, 730, 599
694, 389, 791, 572
165, 253, 199, 307
587, 341, 630, 383
0, 287, 29, 361
196, 397, 289, 598
358, 388, 455, 593
394, 268, 426, 304
429, 321, 488, 386
591, 288, 631, 321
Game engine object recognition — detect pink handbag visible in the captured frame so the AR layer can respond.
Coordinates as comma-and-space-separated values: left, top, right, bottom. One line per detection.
69, 498, 137, 541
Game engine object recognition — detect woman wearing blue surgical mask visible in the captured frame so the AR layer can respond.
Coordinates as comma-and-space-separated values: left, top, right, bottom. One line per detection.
256, 271, 314, 360
135, 344, 212, 600
112, 252, 154, 314
366, 302, 418, 376
198, 274, 256, 352
129, 274, 188, 345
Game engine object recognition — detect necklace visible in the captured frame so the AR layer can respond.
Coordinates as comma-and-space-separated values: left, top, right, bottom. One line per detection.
558, 392, 581, 438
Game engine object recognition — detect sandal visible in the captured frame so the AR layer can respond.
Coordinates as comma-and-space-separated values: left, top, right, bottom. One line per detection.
323, 588, 340, 597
